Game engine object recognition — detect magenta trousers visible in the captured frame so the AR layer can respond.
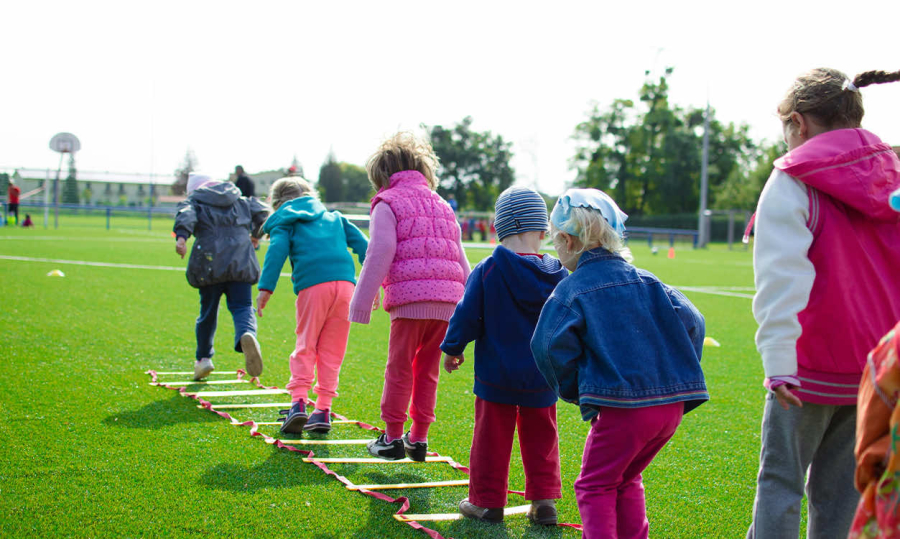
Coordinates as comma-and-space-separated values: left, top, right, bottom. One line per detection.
575, 402, 684, 539
468, 396, 562, 508
285, 281, 354, 410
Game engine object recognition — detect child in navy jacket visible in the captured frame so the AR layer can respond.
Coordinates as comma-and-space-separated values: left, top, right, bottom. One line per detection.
442, 187, 568, 526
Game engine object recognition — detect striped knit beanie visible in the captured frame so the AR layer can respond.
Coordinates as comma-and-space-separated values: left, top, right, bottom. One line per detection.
494, 186, 549, 241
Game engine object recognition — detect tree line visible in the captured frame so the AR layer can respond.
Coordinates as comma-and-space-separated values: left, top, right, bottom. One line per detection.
169, 67, 776, 214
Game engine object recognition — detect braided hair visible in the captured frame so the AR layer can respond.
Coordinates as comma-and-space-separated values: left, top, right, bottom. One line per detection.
778, 68, 900, 129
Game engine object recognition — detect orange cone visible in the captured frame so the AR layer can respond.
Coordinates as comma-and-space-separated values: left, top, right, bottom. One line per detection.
667, 247, 675, 259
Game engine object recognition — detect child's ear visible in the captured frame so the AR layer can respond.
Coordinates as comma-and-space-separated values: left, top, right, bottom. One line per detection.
539, 230, 546, 240
565, 233, 578, 252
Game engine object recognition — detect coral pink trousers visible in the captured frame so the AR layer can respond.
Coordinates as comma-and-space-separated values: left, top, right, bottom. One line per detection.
286, 281, 354, 410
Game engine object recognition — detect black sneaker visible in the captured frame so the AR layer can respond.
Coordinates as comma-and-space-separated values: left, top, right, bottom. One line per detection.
278, 402, 308, 434
303, 409, 331, 433
366, 433, 406, 460
402, 432, 427, 462
459, 498, 504, 523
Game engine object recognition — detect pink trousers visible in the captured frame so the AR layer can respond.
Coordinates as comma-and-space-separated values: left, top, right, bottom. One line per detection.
575, 402, 684, 539
468, 396, 562, 508
380, 318, 448, 439
285, 281, 354, 410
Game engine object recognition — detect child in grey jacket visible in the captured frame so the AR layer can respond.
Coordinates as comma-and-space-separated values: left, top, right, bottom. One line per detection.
174, 172, 270, 381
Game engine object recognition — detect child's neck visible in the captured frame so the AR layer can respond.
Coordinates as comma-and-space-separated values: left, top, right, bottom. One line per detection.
501, 234, 542, 254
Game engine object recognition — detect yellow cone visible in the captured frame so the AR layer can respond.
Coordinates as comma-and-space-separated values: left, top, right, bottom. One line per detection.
47, 269, 65, 277
703, 337, 720, 347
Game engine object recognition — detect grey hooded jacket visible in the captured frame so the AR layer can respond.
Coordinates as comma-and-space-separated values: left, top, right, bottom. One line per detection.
173, 182, 270, 288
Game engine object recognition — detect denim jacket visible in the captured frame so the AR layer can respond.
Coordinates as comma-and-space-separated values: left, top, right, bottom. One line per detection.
530, 248, 708, 420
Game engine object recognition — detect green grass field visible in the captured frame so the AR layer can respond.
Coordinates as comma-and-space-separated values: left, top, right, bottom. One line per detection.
0, 221, 785, 538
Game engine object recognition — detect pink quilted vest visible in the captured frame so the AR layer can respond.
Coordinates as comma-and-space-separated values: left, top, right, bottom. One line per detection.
370, 170, 466, 310
775, 129, 900, 405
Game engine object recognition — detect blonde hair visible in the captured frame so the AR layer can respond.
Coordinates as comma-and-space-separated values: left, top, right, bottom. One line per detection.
778, 67, 900, 129
551, 205, 633, 263
269, 177, 315, 210
365, 132, 440, 191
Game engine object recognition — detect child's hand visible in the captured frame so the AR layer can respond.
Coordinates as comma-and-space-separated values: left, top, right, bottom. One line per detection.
175, 238, 187, 258
443, 353, 464, 374
773, 385, 802, 410
373, 290, 381, 311
256, 290, 272, 318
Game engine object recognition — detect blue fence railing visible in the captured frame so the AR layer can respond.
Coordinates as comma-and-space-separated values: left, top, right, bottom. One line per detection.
625, 227, 699, 248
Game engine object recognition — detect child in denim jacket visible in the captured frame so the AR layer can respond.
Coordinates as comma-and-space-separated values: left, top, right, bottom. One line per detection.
531, 188, 708, 539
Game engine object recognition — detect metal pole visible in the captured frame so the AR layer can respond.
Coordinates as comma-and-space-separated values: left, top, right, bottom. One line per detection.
54, 152, 64, 229
43, 169, 50, 228
698, 100, 710, 247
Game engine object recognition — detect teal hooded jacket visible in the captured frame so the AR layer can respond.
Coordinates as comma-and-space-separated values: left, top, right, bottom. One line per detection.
258, 196, 368, 295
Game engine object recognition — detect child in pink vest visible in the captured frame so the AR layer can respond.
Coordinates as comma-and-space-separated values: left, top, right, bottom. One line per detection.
748, 68, 900, 538
349, 132, 470, 461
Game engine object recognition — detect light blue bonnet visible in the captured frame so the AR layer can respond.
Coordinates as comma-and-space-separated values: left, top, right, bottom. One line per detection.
550, 188, 628, 237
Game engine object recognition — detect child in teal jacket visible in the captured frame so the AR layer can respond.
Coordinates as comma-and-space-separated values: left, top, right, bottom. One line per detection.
256, 177, 368, 434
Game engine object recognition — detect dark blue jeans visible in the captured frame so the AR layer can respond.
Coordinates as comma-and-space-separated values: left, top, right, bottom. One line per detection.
196, 281, 257, 361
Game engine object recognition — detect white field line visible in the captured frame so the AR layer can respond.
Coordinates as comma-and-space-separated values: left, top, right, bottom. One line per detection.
2, 254, 754, 299
676, 286, 754, 300
0, 255, 291, 277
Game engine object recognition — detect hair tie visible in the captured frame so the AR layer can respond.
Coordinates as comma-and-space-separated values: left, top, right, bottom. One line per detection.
842, 79, 859, 93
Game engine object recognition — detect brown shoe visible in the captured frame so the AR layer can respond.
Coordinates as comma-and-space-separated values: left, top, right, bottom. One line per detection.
527, 499, 557, 526
458, 498, 504, 523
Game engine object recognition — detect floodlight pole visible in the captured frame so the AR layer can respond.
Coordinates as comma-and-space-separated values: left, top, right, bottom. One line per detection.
698, 100, 710, 248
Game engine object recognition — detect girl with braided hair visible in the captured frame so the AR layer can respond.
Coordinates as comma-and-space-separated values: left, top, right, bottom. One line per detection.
747, 68, 900, 538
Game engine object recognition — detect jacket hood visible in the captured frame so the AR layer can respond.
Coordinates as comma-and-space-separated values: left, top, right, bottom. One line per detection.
191, 182, 242, 207
775, 128, 900, 221
263, 196, 326, 232
492, 245, 567, 314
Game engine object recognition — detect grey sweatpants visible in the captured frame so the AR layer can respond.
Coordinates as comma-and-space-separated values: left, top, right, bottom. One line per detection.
746, 393, 858, 539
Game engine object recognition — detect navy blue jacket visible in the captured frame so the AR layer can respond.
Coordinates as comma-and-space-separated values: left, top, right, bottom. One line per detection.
531, 248, 708, 420
441, 245, 568, 407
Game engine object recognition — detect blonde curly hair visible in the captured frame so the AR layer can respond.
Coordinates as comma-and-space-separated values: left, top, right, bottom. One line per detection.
366, 132, 440, 191
550, 205, 633, 263
268, 177, 315, 210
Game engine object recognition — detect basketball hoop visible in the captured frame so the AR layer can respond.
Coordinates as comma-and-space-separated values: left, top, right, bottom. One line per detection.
49, 132, 81, 154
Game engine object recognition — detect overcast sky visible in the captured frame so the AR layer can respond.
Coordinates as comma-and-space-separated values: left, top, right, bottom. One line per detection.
2, 0, 898, 195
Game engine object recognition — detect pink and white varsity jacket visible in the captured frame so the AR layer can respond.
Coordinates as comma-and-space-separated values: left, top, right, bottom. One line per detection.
753, 128, 900, 405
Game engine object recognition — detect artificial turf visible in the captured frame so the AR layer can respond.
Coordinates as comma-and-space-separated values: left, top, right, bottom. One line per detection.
0, 219, 805, 538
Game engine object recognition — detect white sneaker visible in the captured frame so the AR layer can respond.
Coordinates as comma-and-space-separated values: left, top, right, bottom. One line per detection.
194, 357, 214, 380
240, 333, 263, 377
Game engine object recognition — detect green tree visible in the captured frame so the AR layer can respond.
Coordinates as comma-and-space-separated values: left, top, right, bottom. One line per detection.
713, 142, 783, 211
427, 116, 515, 211
339, 162, 373, 202
62, 154, 79, 204
172, 149, 197, 196
82, 182, 92, 205
572, 69, 760, 215
317, 151, 342, 202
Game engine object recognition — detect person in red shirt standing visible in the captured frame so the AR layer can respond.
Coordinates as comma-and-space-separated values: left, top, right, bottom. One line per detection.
7, 179, 20, 226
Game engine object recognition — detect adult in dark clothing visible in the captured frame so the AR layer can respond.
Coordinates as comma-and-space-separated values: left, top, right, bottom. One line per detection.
234, 165, 256, 198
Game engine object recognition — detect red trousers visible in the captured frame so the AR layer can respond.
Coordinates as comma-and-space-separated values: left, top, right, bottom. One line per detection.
468, 396, 562, 508
380, 318, 448, 435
